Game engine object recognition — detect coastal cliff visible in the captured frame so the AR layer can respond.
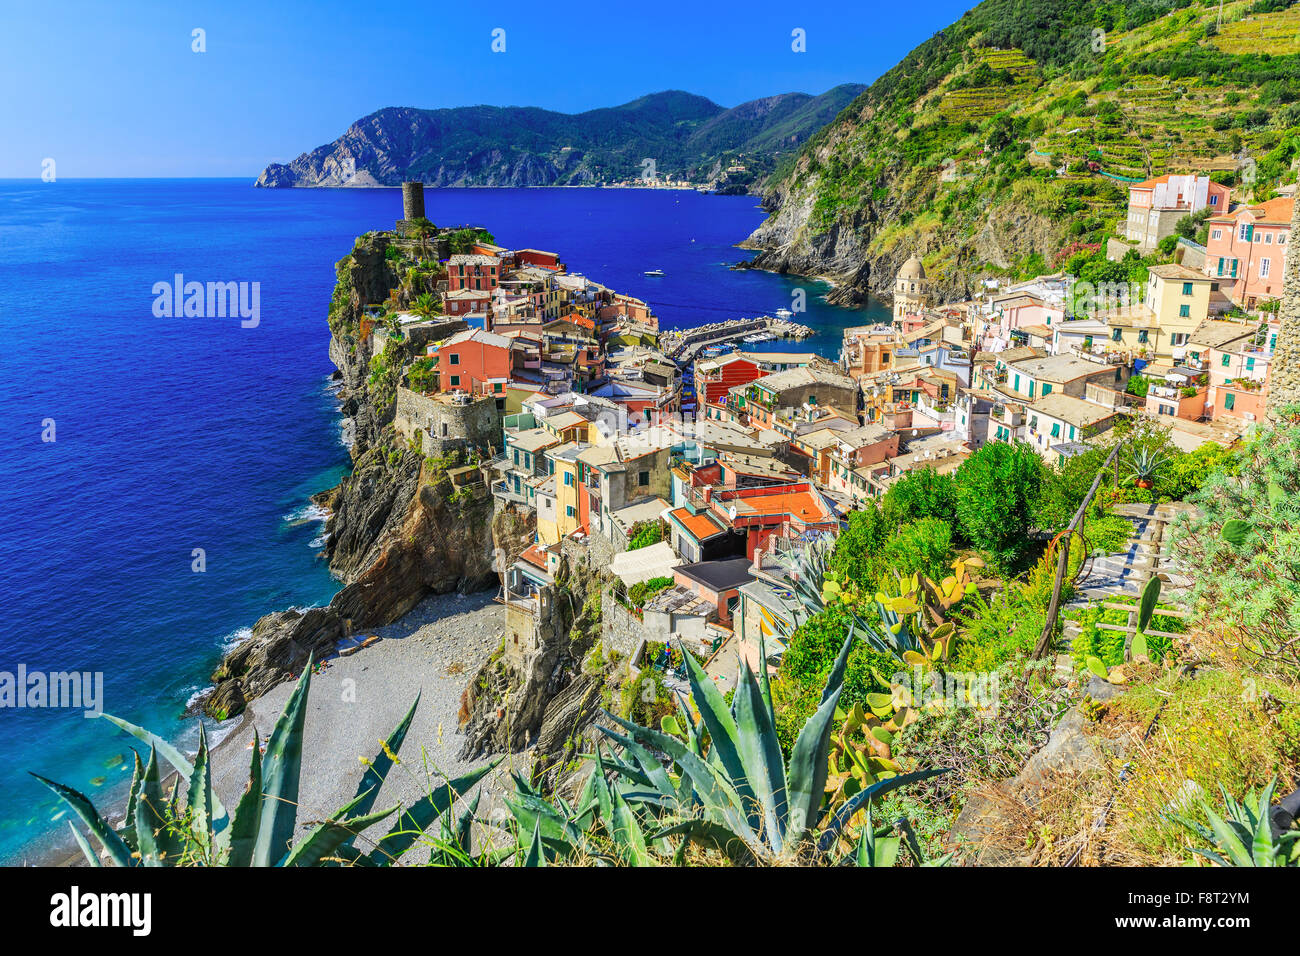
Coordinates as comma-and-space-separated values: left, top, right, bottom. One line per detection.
201, 230, 499, 720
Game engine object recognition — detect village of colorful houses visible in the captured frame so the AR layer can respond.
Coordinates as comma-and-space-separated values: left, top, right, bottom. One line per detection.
383, 175, 1286, 684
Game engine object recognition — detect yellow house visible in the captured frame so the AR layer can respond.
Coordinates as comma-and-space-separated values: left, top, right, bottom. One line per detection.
540, 410, 591, 444
1146, 264, 1212, 357
549, 443, 587, 540
1099, 264, 1212, 360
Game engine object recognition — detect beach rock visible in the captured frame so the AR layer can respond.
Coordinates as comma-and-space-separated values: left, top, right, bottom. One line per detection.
205, 679, 246, 722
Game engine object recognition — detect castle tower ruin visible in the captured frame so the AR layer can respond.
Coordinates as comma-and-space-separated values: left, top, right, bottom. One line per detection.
401, 181, 426, 222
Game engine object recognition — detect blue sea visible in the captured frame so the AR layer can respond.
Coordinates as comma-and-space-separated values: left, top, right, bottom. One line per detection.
0, 180, 889, 863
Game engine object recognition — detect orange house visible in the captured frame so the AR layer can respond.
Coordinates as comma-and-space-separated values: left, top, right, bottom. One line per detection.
434, 328, 513, 394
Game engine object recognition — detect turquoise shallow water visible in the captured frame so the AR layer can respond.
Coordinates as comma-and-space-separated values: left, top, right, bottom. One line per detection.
0, 180, 888, 863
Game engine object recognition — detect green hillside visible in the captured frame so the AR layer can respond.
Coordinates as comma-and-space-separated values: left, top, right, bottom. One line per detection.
749, 0, 1300, 302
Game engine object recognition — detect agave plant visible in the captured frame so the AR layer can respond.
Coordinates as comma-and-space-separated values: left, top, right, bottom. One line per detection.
583, 629, 945, 864
1167, 779, 1300, 867
851, 806, 953, 867
1127, 446, 1166, 489
34, 655, 496, 866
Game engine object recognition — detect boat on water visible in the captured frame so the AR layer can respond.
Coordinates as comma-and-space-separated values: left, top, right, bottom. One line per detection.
775, 308, 794, 318
644, 269, 666, 277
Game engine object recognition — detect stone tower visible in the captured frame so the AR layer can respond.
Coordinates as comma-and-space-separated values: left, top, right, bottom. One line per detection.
401, 181, 426, 222
893, 254, 930, 321
1266, 195, 1300, 422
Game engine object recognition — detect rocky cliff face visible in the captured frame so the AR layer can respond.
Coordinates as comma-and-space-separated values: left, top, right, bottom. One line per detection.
458, 550, 606, 772
200, 229, 498, 720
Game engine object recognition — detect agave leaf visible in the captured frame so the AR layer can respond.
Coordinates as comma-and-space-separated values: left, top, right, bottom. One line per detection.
253, 658, 314, 867
600, 713, 756, 847
350, 693, 420, 821
857, 829, 901, 868
133, 747, 171, 866
99, 714, 231, 838
503, 791, 585, 861
817, 769, 950, 854
787, 684, 845, 846
647, 819, 757, 866
447, 790, 482, 859
282, 791, 399, 867
367, 760, 499, 865
67, 821, 103, 867
596, 724, 683, 800
98, 714, 194, 778
31, 774, 133, 867
523, 817, 545, 867
676, 640, 757, 824
188, 725, 214, 857
120, 751, 143, 853
732, 655, 790, 853
1202, 804, 1254, 867
1252, 781, 1279, 867
609, 785, 651, 866
591, 746, 615, 826
226, 729, 263, 867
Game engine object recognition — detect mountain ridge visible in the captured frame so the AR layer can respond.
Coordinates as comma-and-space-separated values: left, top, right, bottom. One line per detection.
255, 85, 866, 193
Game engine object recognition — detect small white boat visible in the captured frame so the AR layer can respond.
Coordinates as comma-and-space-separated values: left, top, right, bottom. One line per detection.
775, 308, 794, 318
644, 269, 665, 277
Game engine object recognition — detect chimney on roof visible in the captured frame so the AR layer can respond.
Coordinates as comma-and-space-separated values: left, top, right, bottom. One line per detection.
752, 546, 763, 576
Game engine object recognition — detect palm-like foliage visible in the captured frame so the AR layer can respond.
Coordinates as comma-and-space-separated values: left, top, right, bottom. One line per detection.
1127, 446, 1166, 484
411, 292, 438, 320
34, 656, 496, 866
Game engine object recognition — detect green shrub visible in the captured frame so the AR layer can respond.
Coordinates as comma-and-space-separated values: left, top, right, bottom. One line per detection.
627, 521, 663, 551
883, 518, 954, 582
954, 441, 1046, 572
883, 467, 959, 528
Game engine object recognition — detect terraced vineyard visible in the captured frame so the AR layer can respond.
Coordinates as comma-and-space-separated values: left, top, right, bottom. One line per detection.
935, 48, 1040, 122
750, 0, 1300, 305
1214, 3, 1300, 55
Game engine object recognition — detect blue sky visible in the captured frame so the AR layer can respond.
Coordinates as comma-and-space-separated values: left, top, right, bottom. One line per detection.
0, 0, 975, 178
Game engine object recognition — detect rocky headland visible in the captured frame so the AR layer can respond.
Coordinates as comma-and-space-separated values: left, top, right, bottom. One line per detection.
199, 229, 508, 721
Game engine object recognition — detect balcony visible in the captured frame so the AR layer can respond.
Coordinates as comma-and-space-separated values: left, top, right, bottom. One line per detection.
491, 479, 531, 507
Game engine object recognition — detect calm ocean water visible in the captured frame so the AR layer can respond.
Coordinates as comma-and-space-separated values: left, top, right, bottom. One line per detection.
0, 180, 888, 863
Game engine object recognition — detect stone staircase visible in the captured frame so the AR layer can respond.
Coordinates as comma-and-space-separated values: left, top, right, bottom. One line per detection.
1060, 501, 1198, 650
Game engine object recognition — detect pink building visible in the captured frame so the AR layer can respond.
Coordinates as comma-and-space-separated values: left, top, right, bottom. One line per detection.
1205, 320, 1277, 423
1204, 197, 1293, 308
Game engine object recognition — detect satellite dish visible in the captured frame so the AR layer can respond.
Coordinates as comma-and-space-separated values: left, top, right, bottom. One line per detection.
911, 429, 918, 436
729, 506, 737, 521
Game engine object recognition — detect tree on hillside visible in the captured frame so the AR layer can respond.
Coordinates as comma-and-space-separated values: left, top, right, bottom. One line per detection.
955, 441, 1046, 571
883, 467, 959, 528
